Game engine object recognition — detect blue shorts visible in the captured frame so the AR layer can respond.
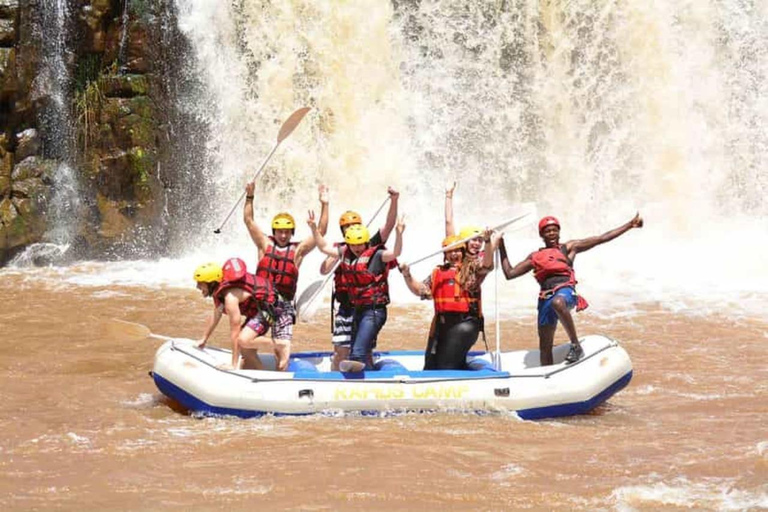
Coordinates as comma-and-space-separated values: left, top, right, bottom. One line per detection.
537, 287, 577, 326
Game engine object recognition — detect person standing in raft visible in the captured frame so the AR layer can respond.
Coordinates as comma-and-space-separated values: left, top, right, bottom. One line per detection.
494, 213, 644, 366
243, 181, 329, 371
399, 232, 495, 370
319, 187, 400, 370
308, 212, 405, 372
444, 181, 485, 258
194, 258, 278, 370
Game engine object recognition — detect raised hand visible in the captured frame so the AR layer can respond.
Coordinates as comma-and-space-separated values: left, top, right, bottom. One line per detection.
246, 181, 255, 196
445, 181, 456, 198
396, 215, 406, 235
318, 184, 329, 204
306, 210, 317, 231
631, 212, 644, 228
387, 186, 400, 199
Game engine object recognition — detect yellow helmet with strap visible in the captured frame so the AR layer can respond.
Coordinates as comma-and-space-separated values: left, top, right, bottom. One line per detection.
271, 212, 295, 230
344, 224, 370, 245
458, 226, 482, 240
194, 262, 223, 283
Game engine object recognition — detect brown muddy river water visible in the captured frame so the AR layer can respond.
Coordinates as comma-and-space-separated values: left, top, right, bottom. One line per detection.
1, 272, 766, 511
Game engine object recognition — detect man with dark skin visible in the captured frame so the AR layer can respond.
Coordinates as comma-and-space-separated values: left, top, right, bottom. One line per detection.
493, 213, 643, 366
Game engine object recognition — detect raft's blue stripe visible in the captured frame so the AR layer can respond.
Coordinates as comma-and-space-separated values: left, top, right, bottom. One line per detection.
286, 349, 488, 359
515, 370, 633, 420
292, 369, 509, 380
153, 370, 633, 421
153, 373, 269, 418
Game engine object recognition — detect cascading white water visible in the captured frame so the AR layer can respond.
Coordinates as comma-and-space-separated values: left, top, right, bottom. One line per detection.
16, 0, 82, 264
136, 0, 768, 317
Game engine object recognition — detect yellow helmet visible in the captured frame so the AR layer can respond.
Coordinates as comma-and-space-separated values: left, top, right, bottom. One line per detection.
442, 235, 466, 250
344, 224, 370, 245
271, 212, 295, 231
459, 226, 482, 240
339, 210, 362, 228
194, 262, 223, 283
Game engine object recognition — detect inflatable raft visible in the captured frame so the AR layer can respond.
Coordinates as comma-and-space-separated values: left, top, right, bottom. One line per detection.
150, 334, 632, 420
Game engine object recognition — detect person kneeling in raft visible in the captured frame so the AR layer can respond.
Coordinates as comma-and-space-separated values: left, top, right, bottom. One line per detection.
495, 213, 643, 366
400, 232, 495, 370
194, 258, 278, 370
308, 211, 405, 372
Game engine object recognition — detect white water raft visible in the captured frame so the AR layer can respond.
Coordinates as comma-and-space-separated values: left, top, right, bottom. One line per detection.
151, 335, 632, 420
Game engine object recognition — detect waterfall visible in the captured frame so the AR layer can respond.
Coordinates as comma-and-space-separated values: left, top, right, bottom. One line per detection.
169, 0, 766, 310
31, 0, 80, 256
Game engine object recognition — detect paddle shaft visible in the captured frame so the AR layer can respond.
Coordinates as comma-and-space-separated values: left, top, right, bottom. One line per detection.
213, 107, 311, 234
494, 249, 501, 370
213, 145, 279, 233
404, 211, 532, 267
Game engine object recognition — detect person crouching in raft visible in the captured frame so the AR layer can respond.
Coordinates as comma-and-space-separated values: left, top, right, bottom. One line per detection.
194, 258, 278, 370
308, 211, 405, 372
243, 181, 329, 371
400, 233, 495, 370
495, 213, 643, 366
319, 187, 399, 370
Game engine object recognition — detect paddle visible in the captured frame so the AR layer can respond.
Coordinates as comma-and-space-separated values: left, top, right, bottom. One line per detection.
492, 249, 502, 370
108, 318, 177, 342
295, 196, 392, 321
213, 107, 311, 234
403, 211, 533, 267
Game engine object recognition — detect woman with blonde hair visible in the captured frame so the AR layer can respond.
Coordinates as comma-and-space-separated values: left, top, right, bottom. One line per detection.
400, 232, 494, 370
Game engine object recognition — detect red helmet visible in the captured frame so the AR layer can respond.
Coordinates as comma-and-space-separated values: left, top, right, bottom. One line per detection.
222, 257, 248, 282
538, 216, 560, 234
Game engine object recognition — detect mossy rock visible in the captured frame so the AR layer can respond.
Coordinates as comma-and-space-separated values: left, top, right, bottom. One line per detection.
118, 112, 157, 148
101, 73, 149, 98
95, 193, 133, 240
126, 146, 155, 198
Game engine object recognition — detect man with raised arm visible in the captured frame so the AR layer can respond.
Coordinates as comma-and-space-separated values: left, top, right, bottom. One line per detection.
318, 187, 399, 370
243, 181, 329, 371
494, 213, 643, 366
308, 211, 405, 372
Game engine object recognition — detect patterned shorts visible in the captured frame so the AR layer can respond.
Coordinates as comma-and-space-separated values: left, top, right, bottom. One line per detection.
245, 299, 295, 341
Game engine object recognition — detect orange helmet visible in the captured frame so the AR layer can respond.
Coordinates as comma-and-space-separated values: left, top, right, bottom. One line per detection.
442, 235, 466, 250
339, 211, 362, 228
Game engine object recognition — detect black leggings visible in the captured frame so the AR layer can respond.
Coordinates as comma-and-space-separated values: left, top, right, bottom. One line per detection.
424, 314, 481, 370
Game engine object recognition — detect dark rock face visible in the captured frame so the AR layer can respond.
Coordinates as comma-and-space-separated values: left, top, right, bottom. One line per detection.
0, 0, 202, 265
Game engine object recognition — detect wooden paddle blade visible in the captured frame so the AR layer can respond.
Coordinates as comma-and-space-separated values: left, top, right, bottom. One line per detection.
107, 318, 175, 342
277, 107, 311, 143
108, 318, 152, 340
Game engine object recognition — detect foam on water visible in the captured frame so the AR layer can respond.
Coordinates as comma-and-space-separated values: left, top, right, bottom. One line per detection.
611, 477, 768, 511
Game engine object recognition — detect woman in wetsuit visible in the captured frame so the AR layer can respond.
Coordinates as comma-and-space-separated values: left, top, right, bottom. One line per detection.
400, 233, 494, 370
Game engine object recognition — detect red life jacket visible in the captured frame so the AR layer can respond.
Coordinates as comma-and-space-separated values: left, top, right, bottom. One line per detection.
531, 245, 575, 288
256, 237, 299, 300
213, 270, 277, 320
430, 265, 480, 315
530, 245, 588, 311
338, 245, 394, 307
333, 242, 352, 296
